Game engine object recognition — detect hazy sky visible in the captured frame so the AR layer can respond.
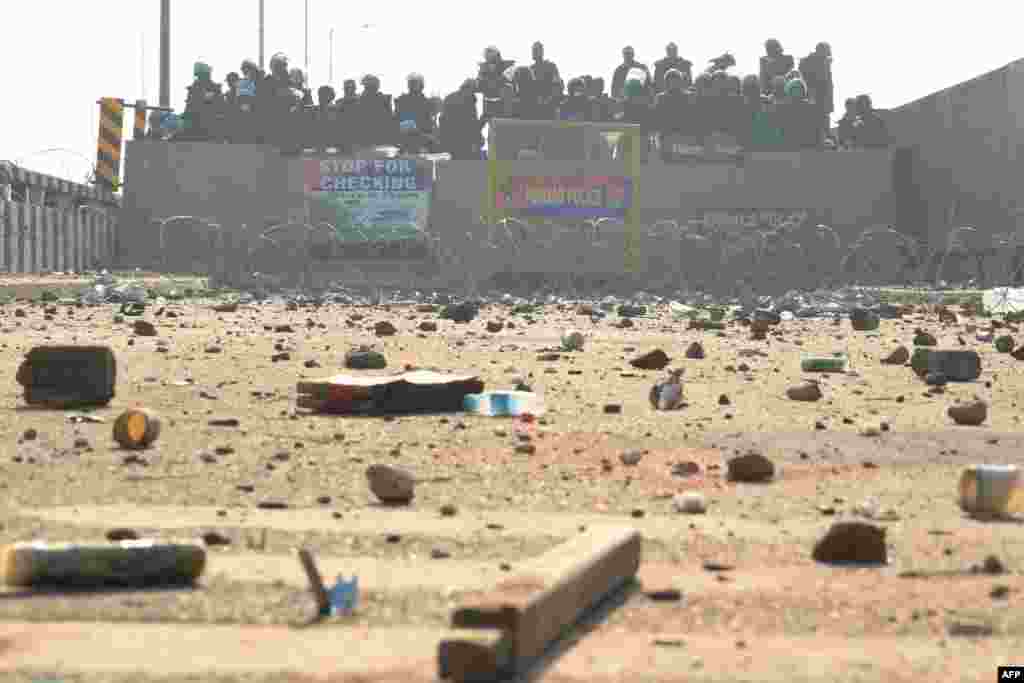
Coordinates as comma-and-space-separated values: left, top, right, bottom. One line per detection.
3, 1, 1021, 183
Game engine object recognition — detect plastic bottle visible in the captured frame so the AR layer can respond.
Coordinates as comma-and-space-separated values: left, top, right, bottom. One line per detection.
959, 465, 1024, 517
801, 353, 848, 373
464, 391, 546, 416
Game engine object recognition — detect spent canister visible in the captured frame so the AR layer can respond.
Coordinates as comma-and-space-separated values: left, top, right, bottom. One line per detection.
0, 539, 206, 587
910, 348, 981, 382
959, 465, 1024, 517
801, 353, 848, 373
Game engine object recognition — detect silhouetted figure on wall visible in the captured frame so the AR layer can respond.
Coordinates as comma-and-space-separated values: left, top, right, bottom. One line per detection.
395, 73, 437, 153
800, 42, 834, 139
654, 69, 695, 160
261, 53, 295, 149
440, 79, 484, 160
559, 77, 592, 122
611, 46, 652, 100
313, 85, 337, 152
653, 43, 692, 94
478, 46, 515, 121
530, 42, 562, 117
588, 77, 616, 122
836, 97, 857, 148
759, 39, 794, 95
181, 61, 224, 142
852, 94, 889, 148
505, 66, 546, 120
356, 74, 396, 148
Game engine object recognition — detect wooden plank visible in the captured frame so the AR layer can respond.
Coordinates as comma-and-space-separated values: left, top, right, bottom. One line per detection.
0, 200, 7, 273
444, 525, 641, 679
9, 201, 22, 274
438, 629, 512, 682
54, 209, 64, 273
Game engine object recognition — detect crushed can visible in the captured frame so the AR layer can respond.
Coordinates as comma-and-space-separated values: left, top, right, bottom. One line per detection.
959, 465, 1024, 518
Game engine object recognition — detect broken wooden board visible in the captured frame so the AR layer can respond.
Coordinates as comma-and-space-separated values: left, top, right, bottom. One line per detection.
437, 629, 511, 682
438, 525, 641, 680
296, 369, 483, 415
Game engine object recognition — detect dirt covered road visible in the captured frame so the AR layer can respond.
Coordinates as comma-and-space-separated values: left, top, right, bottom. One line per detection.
1, 291, 1022, 682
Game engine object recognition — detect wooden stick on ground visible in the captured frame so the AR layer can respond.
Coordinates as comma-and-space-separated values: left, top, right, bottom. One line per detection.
438, 525, 641, 681
297, 548, 331, 616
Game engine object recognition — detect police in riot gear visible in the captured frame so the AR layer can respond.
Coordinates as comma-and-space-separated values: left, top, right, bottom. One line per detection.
356, 74, 396, 148
395, 73, 437, 154
529, 42, 562, 118
653, 43, 693, 93
182, 61, 224, 141
440, 78, 484, 160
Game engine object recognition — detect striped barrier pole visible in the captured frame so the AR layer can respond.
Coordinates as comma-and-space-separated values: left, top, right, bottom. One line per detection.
96, 97, 124, 192
134, 100, 147, 140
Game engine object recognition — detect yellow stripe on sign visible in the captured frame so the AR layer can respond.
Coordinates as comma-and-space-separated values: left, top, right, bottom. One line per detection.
95, 163, 115, 182
101, 118, 124, 139
97, 140, 121, 161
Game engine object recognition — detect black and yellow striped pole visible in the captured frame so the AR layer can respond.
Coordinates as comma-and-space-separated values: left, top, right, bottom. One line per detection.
96, 97, 124, 192
133, 99, 147, 140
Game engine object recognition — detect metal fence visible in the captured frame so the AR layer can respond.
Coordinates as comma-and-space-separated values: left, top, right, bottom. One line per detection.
0, 199, 117, 273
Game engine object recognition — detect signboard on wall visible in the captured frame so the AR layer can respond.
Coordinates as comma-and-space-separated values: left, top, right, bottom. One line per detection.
495, 175, 632, 218
693, 209, 830, 234
661, 132, 744, 164
304, 158, 432, 242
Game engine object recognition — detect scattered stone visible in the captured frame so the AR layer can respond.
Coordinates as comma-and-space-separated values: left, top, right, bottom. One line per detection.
881, 346, 909, 365
419, 320, 438, 332
671, 461, 701, 477
948, 400, 987, 426
913, 329, 937, 346
631, 349, 670, 370
786, 381, 822, 402
645, 588, 682, 602
204, 345, 223, 354
430, 547, 451, 559
366, 464, 415, 504
486, 321, 504, 333
22, 428, 37, 441
619, 449, 643, 466
270, 352, 291, 362
718, 394, 730, 406
685, 342, 705, 359
702, 561, 735, 572
273, 324, 294, 333
439, 503, 458, 517
603, 403, 622, 415
672, 492, 707, 514
133, 320, 157, 337
812, 521, 887, 564
561, 330, 585, 351
202, 531, 231, 546
374, 321, 397, 337
727, 452, 775, 483
208, 417, 240, 427
345, 349, 386, 369
947, 620, 994, 638
257, 500, 289, 510
105, 528, 140, 542
440, 302, 477, 323
515, 443, 537, 455
925, 372, 948, 386
1012, 345, 1024, 361
850, 308, 880, 331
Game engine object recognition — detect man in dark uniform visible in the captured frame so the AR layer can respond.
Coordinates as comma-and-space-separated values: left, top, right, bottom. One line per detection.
181, 61, 224, 142
394, 73, 437, 153
653, 43, 693, 94
611, 46, 651, 100
440, 79, 484, 160
759, 39, 794, 95
355, 74, 396, 148
529, 42, 562, 118
800, 42, 834, 141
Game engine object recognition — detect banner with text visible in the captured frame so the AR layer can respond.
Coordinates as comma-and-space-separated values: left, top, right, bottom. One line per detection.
694, 209, 830, 234
662, 132, 744, 164
496, 175, 632, 218
304, 158, 433, 242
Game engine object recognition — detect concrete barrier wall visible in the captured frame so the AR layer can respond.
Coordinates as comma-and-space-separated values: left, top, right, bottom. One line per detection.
0, 200, 116, 274
885, 59, 1024, 247
120, 141, 894, 282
